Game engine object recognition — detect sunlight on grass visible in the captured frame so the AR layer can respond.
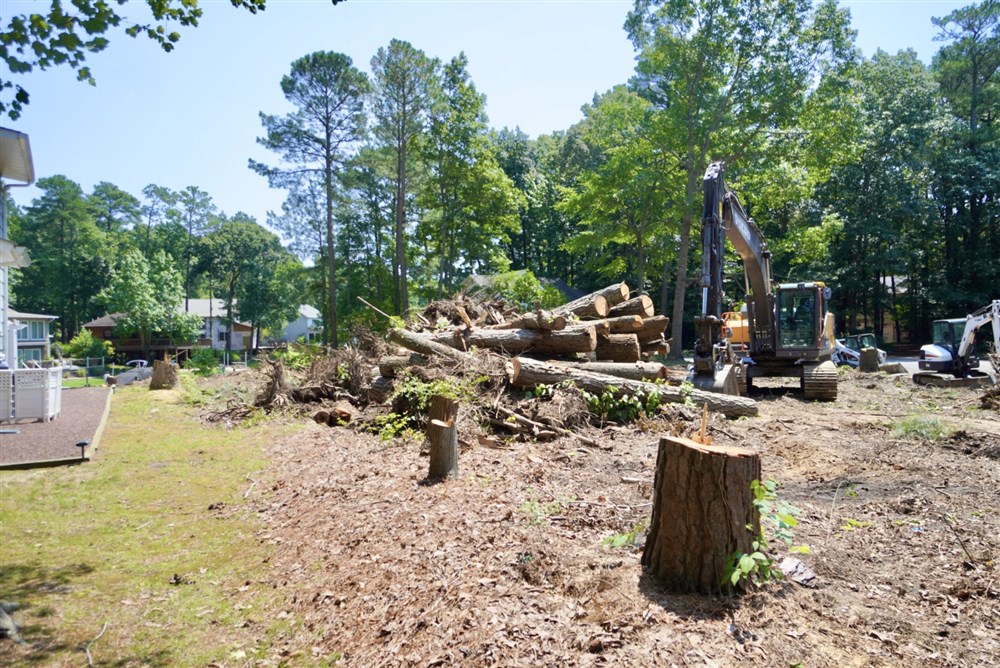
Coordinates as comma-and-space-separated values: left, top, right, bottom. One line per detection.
0, 383, 302, 665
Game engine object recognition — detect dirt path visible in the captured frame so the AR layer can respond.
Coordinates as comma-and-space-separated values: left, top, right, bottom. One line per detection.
250, 371, 999, 667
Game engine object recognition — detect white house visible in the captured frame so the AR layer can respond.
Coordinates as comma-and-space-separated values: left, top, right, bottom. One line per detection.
9, 308, 57, 365
281, 305, 322, 343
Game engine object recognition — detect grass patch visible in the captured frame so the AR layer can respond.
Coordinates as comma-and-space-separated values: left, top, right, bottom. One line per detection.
891, 414, 951, 442
0, 383, 303, 665
62, 377, 98, 389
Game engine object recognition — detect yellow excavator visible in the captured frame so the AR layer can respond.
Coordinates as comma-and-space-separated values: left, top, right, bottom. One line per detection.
691, 162, 838, 400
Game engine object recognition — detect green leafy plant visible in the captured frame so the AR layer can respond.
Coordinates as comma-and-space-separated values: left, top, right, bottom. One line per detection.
271, 343, 324, 371
519, 491, 573, 525
370, 412, 419, 442
185, 347, 222, 376
583, 386, 662, 424
491, 270, 564, 311
724, 479, 809, 589
892, 415, 950, 441
840, 518, 872, 532
602, 518, 649, 549
63, 328, 115, 360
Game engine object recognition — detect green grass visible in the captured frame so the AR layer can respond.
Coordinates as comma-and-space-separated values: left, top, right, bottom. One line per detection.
62, 377, 98, 389
0, 382, 306, 665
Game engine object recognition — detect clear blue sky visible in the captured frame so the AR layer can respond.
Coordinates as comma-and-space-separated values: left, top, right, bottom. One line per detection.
4, 0, 971, 229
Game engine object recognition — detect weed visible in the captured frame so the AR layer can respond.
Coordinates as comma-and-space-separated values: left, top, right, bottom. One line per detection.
724, 479, 808, 589
519, 491, 573, 525
602, 519, 649, 549
844, 483, 859, 498
583, 386, 662, 424
370, 412, 419, 442
892, 415, 950, 441
840, 518, 873, 531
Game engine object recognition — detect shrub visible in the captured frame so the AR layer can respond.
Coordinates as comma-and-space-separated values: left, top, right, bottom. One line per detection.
491, 270, 564, 311
63, 329, 114, 360
186, 347, 222, 376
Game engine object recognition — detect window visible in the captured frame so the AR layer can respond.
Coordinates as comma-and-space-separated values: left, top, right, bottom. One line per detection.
218, 330, 227, 342
104, 329, 114, 339
16, 321, 46, 341
18, 348, 42, 364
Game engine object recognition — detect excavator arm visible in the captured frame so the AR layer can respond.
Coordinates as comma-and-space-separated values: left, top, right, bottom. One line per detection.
956, 300, 1000, 362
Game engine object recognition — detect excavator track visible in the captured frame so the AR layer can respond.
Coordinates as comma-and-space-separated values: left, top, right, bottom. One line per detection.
801, 361, 838, 401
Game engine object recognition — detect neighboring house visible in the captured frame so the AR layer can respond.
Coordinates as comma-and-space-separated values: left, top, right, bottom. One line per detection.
281, 305, 323, 343
83, 298, 256, 360
9, 308, 57, 365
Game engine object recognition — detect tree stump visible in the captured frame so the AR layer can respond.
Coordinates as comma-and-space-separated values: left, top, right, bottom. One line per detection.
642, 436, 761, 594
859, 347, 880, 373
427, 395, 460, 480
149, 360, 179, 390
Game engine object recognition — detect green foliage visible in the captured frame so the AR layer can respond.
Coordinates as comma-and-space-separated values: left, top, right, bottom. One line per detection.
583, 385, 662, 423
519, 491, 573, 525
271, 343, 324, 371
185, 347, 222, 376
490, 270, 563, 311
392, 372, 485, 413
370, 412, 419, 442
840, 518, 873, 532
602, 518, 649, 550
892, 415, 950, 441
63, 328, 113, 359
724, 479, 809, 589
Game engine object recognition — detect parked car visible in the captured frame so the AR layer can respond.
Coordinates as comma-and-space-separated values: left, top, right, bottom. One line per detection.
125, 360, 148, 369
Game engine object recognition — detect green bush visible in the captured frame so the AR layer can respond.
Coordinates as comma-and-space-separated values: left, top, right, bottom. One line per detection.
186, 347, 222, 376
63, 329, 114, 360
491, 270, 564, 311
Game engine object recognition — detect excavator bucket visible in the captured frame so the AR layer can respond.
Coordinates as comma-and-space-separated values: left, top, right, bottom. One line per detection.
692, 364, 742, 396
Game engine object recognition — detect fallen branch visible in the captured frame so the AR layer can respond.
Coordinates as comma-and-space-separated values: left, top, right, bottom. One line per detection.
493, 405, 604, 449
85, 621, 109, 667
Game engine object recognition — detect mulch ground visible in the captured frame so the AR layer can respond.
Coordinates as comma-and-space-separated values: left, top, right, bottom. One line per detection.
0, 386, 111, 467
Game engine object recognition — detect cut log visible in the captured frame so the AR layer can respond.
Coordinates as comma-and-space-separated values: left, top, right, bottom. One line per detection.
427, 395, 460, 480
641, 337, 670, 357
507, 357, 758, 418
389, 328, 474, 363
564, 361, 678, 383
312, 401, 353, 426
595, 333, 641, 363
642, 436, 761, 594
636, 316, 670, 343
859, 348, 880, 373
149, 359, 179, 390
365, 375, 394, 404
551, 282, 630, 320
378, 353, 428, 378
430, 325, 597, 356
608, 295, 654, 318
489, 310, 567, 331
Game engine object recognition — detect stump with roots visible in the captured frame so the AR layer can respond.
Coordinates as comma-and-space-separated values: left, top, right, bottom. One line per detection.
149, 360, 179, 390
642, 436, 761, 594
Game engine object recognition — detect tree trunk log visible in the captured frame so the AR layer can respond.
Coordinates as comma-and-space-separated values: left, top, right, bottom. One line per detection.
608, 295, 654, 318
859, 348, 880, 372
636, 316, 670, 343
641, 337, 670, 356
552, 282, 630, 320
149, 359, 179, 390
642, 436, 761, 594
488, 310, 567, 331
365, 375, 394, 404
427, 395, 460, 480
507, 357, 758, 418
378, 353, 427, 378
430, 325, 597, 356
595, 333, 641, 363
564, 361, 682, 383
389, 328, 473, 363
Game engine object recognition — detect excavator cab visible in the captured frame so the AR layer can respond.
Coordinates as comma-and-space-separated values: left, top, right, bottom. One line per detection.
774, 283, 834, 357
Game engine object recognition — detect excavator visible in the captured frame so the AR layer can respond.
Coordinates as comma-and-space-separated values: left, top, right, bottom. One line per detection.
692, 162, 838, 400
914, 299, 1000, 388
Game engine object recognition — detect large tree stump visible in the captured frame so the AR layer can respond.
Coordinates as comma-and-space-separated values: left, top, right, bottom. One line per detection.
427, 395, 460, 480
149, 359, 179, 390
858, 347, 880, 373
642, 436, 761, 594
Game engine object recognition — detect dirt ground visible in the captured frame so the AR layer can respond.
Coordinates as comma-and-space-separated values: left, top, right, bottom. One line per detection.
225, 366, 1000, 668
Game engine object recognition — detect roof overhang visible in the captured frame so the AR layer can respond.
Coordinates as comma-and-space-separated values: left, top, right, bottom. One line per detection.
0, 238, 31, 268
0, 127, 35, 185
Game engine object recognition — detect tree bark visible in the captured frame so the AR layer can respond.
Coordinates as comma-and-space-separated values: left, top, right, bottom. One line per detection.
859, 348, 880, 373
595, 333, 641, 363
552, 283, 629, 320
507, 357, 757, 418
564, 361, 681, 383
608, 295, 655, 318
388, 328, 474, 363
430, 325, 597, 356
636, 316, 670, 343
149, 359, 179, 391
378, 353, 428, 378
642, 436, 761, 594
488, 310, 567, 331
427, 395, 460, 480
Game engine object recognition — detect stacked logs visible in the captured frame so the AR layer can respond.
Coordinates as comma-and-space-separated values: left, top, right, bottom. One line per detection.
413, 283, 670, 365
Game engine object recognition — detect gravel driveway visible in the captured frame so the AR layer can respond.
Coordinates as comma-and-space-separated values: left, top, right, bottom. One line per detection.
0, 386, 111, 467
